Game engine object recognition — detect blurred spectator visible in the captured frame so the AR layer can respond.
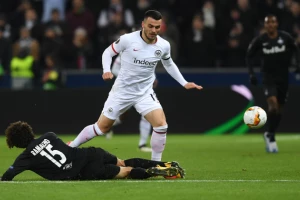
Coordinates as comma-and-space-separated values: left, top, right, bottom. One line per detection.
66, 0, 95, 37
132, 0, 152, 25
44, 9, 68, 38
236, 0, 258, 37
257, 0, 282, 21
100, 11, 130, 47
202, 0, 216, 29
10, 48, 38, 90
13, 27, 40, 61
61, 27, 94, 69
97, 0, 134, 28
41, 27, 63, 66
280, 0, 300, 37
42, 0, 66, 23
23, 8, 44, 42
42, 54, 61, 90
160, 11, 179, 62
10, 0, 32, 40
0, 27, 12, 74
224, 22, 250, 67
183, 14, 216, 67
0, 14, 12, 39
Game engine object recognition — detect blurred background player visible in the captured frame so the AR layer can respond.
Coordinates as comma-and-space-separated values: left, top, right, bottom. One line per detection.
246, 15, 300, 153
1, 121, 184, 181
107, 49, 158, 153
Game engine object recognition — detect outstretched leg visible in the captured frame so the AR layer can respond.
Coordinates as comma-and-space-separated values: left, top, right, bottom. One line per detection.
69, 114, 115, 147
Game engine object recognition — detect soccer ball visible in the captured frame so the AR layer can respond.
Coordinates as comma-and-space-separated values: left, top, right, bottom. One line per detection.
243, 106, 267, 129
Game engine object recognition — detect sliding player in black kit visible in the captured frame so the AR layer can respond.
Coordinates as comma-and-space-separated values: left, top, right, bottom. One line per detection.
246, 15, 300, 153
1, 121, 184, 181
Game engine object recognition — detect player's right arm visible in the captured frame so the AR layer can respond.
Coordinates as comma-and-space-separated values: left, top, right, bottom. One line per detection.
246, 36, 262, 85
102, 36, 129, 81
111, 54, 121, 77
1, 153, 30, 181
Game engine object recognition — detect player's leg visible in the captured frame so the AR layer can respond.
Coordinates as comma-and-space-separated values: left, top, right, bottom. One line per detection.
116, 166, 181, 179
264, 85, 280, 152
145, 109, 167, 161
69, 97, 131, 147
106, 111, 129, 139
138, 116, 152, 152
68, 114, 115, 147
134, 91, 167, 161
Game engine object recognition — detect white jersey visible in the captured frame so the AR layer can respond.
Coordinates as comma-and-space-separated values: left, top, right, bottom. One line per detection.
109, 31, 171, 100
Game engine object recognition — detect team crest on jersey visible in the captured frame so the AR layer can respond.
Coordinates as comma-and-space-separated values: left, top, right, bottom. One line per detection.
115, 38, 120, 44
277, 37, 283, 44
154, 50, 162, 58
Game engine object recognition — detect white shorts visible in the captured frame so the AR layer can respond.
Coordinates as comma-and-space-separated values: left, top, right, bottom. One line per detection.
102, 90, 162, 120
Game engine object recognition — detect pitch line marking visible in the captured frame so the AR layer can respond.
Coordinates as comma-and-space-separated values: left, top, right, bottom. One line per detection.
1, 180, 300, 184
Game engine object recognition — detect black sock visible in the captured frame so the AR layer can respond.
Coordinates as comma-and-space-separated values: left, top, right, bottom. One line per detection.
267, 112, 282, 142
129, 167, 151, 179
125, 158, 166, 169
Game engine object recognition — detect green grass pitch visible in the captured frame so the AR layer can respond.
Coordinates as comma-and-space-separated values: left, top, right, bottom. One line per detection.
1, 134, 300, 200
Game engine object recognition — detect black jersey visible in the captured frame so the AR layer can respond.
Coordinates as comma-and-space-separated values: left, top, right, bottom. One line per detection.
1, 132, 89, 181
246, 30, 300, 82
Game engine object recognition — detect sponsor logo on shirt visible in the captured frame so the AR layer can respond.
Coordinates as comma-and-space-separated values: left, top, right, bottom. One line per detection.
133, 58, 158, 67
263, 45, 286, 54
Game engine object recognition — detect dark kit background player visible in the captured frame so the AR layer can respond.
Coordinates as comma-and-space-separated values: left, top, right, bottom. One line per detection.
1, 121, 184, 181
246, 15, 300, 153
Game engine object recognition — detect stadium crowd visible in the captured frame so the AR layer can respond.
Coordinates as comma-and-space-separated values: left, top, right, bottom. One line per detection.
0, 0, 299, 89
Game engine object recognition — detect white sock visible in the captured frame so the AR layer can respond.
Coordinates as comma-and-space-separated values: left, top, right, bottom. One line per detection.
151, 125, 168, 161
139, 116, 151, 147
70, 123, 104, 147
113, 116, 122, 126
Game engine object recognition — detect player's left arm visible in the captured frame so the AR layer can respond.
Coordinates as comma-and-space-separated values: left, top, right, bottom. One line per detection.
1, 154, 31, 181
161, 43, 203, 90
286, 33, 300, 73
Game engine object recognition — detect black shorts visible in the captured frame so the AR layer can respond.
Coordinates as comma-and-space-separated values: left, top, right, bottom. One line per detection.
79, 147, 120, 180
263, 83, 289, 104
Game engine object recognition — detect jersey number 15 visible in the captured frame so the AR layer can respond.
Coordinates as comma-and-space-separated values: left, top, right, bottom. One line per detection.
40, 144, 67, 168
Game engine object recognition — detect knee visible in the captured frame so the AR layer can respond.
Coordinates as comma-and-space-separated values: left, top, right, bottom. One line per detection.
115, 167, 132, 179
268, 105, 279, 114
155, 121, 168, 127
116, 159, 125, 167
153, 124, 168, 134
97, 121, 111, 133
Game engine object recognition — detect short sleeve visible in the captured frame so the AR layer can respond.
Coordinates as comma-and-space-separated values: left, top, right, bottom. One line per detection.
162, 42, 171, 60
111, 34, 130, 54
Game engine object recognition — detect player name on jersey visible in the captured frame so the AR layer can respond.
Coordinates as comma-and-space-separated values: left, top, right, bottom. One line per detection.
31, 139, 51, 156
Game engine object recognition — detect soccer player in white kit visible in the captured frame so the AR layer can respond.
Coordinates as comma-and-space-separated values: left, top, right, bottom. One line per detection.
69, 10, 203, 161
108, 53, 157, 152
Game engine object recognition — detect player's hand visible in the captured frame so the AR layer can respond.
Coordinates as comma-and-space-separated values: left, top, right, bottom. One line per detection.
249, 74, 258, 85
184, 82, 203, 90
102, 72, 114, 81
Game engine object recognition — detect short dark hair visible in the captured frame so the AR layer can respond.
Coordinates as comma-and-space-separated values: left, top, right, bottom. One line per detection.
265, 14, 277, 21
5, 121, 35, 148
144, 10, 162, 20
